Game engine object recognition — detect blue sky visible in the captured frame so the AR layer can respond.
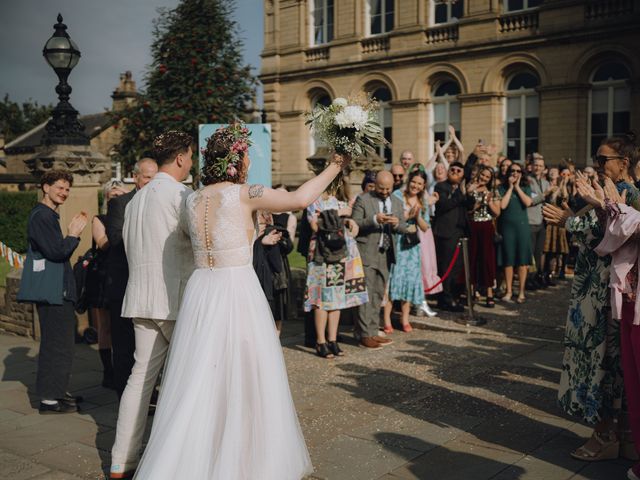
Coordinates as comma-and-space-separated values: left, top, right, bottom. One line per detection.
0, 0, 264, 115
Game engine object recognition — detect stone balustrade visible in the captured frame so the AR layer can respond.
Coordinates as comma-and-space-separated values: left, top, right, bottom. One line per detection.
305, 46, 329, 62
585, 0, 634, 19
425, 24, 459, 44
499, 10, 539, 33
361, 35, 390, 54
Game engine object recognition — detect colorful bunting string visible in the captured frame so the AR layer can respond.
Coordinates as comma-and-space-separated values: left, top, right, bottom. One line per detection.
0, 241, 25, 269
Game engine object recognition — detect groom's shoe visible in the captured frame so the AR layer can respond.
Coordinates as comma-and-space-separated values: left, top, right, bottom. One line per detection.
110, 464, 136, 479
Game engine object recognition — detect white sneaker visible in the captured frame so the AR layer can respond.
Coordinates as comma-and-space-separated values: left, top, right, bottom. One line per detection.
421, 301, 437, 317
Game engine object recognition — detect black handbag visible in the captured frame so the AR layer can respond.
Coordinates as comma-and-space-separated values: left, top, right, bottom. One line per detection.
401, 230, 420, 249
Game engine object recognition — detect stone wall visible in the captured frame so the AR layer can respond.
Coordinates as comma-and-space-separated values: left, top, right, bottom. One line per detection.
0, 269, 36, 338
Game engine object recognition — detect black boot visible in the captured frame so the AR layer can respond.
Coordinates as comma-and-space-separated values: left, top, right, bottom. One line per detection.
99, 348, 116, 390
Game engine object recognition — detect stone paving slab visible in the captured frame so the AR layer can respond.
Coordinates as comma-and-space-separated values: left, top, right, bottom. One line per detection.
0, 282, 629, 479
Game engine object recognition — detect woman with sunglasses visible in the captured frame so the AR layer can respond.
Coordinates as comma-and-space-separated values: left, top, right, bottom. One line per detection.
497, 164, 533, 303
546, 135, 640, 462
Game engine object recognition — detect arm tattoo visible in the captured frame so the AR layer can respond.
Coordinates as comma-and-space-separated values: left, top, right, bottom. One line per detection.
248, 184, 265, 199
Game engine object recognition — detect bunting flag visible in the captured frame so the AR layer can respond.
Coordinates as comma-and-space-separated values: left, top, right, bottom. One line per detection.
0, 241, 25, 269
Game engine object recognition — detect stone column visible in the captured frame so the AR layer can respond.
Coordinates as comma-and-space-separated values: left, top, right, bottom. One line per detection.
458, 92, 505, 165
390, 99, 430, 163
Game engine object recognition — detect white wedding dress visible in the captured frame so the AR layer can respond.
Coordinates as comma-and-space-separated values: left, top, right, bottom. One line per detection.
134, 184, 312, 479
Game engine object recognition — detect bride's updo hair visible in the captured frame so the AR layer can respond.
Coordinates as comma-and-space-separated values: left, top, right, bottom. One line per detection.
201, 122, 252, 185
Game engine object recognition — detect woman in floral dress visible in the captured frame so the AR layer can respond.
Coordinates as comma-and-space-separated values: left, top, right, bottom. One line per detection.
304, 184, 368, 358
548, 136, 640, 461
383, 170, 431, 332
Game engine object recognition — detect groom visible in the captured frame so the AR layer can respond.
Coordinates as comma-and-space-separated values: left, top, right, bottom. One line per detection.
110, 131, 194, 479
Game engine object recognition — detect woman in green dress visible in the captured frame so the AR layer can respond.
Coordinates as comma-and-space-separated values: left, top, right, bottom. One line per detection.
545, 135, 640, 461
497, 164, 533, 303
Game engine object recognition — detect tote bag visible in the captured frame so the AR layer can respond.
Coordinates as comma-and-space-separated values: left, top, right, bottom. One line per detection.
17, 246, 64, 305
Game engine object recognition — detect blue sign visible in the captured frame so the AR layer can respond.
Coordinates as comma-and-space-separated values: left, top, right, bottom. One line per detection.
198, 123, 272, 187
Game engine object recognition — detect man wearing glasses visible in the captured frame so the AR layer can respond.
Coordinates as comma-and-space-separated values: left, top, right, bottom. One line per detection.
391, 164, 405, 192
432, 162, 472, 312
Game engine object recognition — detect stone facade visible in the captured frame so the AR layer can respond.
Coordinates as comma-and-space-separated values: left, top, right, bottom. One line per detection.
0, 270, 36, 338
260, 0, 640, 185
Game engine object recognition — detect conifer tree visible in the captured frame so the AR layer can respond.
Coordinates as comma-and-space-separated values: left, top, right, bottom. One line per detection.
114, 0, 255, 170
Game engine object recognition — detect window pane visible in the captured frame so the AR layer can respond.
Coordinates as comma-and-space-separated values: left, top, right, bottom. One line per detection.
507, 73, 539, 90
525, 117, 538, 138
591, 113, 608, 135
383, 126, 392, 164
385, 11, 394, 32
507, 141, 520, 162
434, 81, 461, 97
593, 62, 631, 82
450, 101, 461, 126
507, 97, 520, 118
385, 0, 393, 12
452, 1, 464, 19
591, 89, 608, 113
372, 87, 392, 102
370, 0, 382, 16
525, 94, 539, 117
525, 137, 538, 158
528, 0, 543, 7
612, 112, 630, 135
508, 0, 524, 11
371, 15, 381, 35
507, 118, 521, 139
614, 87, 631, 112
435, 3, 447, 23
591, 135, 606, 157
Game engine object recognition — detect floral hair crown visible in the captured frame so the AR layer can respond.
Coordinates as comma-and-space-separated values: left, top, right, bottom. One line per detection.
202, 122, 252, 179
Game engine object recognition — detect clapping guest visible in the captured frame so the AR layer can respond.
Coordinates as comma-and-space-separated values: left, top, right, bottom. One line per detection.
543, 169, 570, 281
87, 180, 127, 390
18, 171, 88, 413
304, 181, 368, 358
433, 162, 472, 312
383, 170, 432, 332
497, 164, 533, 303
467, 166, 501, 307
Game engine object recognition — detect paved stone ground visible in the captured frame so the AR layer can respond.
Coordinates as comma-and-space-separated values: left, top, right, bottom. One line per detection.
0, 280, 633, 479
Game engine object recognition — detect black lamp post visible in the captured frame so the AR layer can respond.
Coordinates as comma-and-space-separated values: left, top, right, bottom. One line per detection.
42, 14, 88, 146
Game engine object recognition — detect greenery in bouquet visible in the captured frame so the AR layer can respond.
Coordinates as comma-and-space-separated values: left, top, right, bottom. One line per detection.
305, 93, 388, 158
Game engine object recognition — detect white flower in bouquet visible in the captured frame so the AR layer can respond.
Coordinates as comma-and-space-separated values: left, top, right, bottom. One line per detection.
332, 97, 348, 108
334, 105, 369, 131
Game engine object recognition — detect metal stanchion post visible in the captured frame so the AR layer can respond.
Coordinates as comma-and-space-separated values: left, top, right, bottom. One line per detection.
456, 237, 487, 326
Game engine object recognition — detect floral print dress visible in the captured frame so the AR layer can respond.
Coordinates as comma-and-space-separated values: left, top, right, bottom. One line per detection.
304, 196, 369, 312
558, 183, 640, 424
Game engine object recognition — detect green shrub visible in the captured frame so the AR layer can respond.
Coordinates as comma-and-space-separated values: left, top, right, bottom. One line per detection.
0, 191, 38, 254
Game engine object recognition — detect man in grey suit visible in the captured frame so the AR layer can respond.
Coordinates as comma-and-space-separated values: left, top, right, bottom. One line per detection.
352, 170, 408, 349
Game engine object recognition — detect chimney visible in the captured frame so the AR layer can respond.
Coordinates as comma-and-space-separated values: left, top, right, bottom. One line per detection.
111, 71, 138, 112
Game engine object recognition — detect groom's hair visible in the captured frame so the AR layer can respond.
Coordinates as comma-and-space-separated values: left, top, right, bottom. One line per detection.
152, 130, 193, 166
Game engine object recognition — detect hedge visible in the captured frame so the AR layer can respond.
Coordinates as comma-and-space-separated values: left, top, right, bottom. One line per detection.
0, 191, 38, 254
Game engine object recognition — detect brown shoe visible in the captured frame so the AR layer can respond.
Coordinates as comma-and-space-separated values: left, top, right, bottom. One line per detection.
359, 337, 382, 349
372, 335, 393, 346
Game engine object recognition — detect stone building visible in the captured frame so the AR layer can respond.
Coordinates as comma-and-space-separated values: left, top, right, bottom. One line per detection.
260, 0, 640, 185
1, 71, 138, 188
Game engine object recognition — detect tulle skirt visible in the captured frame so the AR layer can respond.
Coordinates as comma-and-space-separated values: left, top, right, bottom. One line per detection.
134, 264, 312, 480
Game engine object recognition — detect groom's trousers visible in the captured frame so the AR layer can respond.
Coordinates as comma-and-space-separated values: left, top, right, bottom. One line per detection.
111, 318, 174, 470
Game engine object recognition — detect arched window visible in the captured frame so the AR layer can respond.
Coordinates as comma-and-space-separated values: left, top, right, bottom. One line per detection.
369, 86, 393, 164
590, 62, 631, 156
504, 72, 539, 162
433, 0, 464, 25
309, 91, 332, 155
431, 80, 461, 151
311, 0, 334, 45
367, 0, 394, 36
505, 0, 542, 12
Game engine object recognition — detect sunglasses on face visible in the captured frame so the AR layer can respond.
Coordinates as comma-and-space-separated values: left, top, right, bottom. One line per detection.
449, 168, 463, 174
510, 169, 522, 174
595, 154, 624, 166
393, 174, 404, 179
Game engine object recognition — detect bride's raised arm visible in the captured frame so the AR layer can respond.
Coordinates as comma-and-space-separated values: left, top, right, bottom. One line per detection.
241, 153, 347, 212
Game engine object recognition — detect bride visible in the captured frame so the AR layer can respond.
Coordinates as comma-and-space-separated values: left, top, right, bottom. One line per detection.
133, 123, 348, 479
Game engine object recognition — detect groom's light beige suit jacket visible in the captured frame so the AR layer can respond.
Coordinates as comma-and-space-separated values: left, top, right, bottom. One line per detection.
121, 172, 194, 321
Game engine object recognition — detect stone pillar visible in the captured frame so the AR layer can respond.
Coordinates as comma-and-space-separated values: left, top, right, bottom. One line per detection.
390, 99, 430, 163
459, 92, 505, 165
24, 144, 109, 335
538, 84, 590, 166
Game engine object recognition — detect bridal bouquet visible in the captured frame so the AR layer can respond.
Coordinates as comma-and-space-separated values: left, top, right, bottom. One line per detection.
305, 94, 387, 190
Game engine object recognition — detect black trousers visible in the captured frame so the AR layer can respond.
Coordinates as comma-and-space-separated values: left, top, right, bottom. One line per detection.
36, 301, 76, 400
530, 223, 546, 275
434, 235, 463, 305
109, 297, 135, 397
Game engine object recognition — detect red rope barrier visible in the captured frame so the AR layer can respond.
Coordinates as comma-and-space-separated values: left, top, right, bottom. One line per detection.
424, 244, 460, 293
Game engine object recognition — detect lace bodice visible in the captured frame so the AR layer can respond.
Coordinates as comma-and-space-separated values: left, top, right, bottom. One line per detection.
187, 184, 255, 268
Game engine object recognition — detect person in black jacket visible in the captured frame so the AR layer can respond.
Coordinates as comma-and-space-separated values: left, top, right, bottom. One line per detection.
433, 162, 473, 312
25, 170, 88, 413
104, 158, 157, 397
